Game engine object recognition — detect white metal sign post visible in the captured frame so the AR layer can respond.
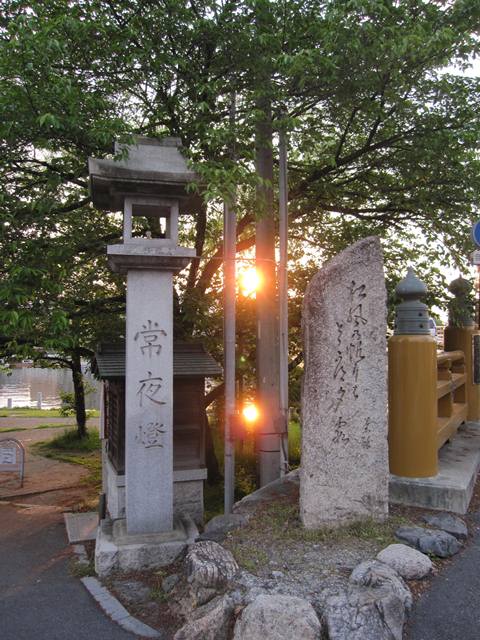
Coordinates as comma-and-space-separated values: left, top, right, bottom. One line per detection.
0, 438, 25, 487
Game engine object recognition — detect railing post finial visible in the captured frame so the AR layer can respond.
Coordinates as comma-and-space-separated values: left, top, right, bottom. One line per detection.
394, 267, 431, 335
448, 276, 474, 328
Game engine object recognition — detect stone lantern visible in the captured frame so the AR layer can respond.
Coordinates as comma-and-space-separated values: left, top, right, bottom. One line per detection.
88, 137, 203, 573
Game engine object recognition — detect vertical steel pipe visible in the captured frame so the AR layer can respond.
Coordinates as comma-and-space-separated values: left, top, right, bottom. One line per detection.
278, 127, 289, 476
223, 202, 236, 513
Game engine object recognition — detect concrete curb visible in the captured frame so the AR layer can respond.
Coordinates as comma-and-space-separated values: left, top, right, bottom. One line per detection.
81, 576, 162, 638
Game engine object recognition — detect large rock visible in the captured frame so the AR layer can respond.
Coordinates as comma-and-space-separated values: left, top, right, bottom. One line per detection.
300, 237, 388, 528
174, 594, 238, 640
350, 560, 412, 611
186, 541, 239, 605
233, 469, 299, 516
233, 594, 321, 640
197, 514, 250, 542
422, 513, 468, 540
324, 584, 407, 640
376, 544, 432, 580
395, 526, 461, 558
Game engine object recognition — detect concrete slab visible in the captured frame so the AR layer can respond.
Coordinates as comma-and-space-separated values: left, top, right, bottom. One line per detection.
95, 514, 198, 577
389, 421, 480, 514
64, 511, 98, 543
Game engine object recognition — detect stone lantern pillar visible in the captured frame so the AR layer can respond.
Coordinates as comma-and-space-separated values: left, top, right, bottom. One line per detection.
89, 138, 200, 568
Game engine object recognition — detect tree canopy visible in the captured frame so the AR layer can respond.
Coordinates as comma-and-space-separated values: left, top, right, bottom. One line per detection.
1, 0, 479, 420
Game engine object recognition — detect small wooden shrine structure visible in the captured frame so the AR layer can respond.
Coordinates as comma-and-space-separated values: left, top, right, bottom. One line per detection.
93, 341, 222, 524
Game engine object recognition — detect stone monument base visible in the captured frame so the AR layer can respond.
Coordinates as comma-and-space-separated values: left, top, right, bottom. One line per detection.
95, 515, 198, 577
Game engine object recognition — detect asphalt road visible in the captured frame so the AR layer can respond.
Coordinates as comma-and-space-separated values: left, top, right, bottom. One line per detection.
408, 511, 480, 640
0, 502, 135, 640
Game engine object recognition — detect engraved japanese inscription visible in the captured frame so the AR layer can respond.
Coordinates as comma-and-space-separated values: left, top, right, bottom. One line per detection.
329, 280, 371, 450
137, 371, 165, 406
136, 422, 166, 448
134, 320, 167, 357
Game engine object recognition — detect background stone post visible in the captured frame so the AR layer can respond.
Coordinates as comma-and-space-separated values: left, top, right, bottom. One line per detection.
444, 276, 480, 421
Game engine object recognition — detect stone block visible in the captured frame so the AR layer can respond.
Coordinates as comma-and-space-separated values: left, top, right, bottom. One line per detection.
104, 462, 206, 524
376, 544, 432, 580
395, 525, 461, 558
174, 479, 204, 525
325, 584, 406, 640
186, 541, 239, 605
300, 236, 388, 528
95, 516, 197, 577
422, 512, 468, 540
64, 511, 98, 543
104, 456, 125, 519
174, 594, 237, 640
233, 594, 322, 640
350, 560, 412, 610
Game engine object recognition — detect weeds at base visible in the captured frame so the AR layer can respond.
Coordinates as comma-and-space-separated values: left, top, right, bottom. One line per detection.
225, 500, 414, 572
70, 559, 96, 578
149, 588, 170, 603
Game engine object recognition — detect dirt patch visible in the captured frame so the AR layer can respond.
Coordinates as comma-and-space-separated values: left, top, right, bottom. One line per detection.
105, 564, 186, 637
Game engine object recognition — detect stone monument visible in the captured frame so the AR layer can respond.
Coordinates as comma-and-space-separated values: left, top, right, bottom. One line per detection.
89, 137, 201, 573
300, 236, 388, 528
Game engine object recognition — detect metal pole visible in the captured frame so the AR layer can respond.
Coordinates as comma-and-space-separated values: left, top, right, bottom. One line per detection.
278, 126, 289, 476
477, 265, 480, 330
224, 92, 237, 514
223, 200, 236, 514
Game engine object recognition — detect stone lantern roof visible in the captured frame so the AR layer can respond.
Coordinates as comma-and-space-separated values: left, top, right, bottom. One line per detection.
88, 136, 202, 213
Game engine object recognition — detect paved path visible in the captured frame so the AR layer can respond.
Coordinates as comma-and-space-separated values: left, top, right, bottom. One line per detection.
408, 511, 480, 640
0, 501, 136, 640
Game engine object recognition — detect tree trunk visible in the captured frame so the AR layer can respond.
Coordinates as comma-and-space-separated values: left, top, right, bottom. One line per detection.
71, 350, 87, 438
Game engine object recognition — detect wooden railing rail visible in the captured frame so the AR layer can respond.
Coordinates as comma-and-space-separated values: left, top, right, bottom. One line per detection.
436, 350, 468, 450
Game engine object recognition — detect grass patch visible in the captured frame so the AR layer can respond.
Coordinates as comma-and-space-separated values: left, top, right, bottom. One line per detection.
246, 501, 407, 546
0, 408, 65, 418
245, 501, 411, 544
288, 421, 301, 465
37, 429, 100, 452
0, 423, 74, 433
35, 423, 76, 430
232, 545, 270, 572
0, 408, 100, 418
204, 482, 225, 523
